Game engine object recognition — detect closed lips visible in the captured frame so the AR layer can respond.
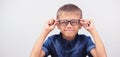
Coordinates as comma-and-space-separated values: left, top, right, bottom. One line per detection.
65, 30, 73, 31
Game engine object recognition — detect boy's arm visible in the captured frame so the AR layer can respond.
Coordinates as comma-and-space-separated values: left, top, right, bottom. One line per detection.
80, 19, 107, 57
30, 19, 57, 57
30, 30, 49, 57
90, 29, 107, 57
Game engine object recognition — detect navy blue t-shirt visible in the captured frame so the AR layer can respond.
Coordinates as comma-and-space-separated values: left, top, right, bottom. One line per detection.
42, 33, 95, 57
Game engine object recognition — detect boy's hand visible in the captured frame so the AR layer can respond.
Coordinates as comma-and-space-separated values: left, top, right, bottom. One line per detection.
44, 19, 58, 32
80, 19, 96, 33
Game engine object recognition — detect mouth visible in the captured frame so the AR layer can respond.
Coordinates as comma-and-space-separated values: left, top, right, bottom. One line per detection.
65, 30, 74, 32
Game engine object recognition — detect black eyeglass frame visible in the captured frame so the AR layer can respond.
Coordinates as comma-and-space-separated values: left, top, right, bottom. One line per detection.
58, 19, 80, 26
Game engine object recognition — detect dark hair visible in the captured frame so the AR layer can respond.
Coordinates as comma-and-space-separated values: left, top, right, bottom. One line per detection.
57, 4, 82, 19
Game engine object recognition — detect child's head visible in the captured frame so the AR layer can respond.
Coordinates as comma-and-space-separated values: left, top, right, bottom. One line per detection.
56, 4, 83, 40
57, 4, 82, 19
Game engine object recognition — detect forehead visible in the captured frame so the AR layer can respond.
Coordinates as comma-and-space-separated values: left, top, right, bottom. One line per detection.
58, 12, 81, 20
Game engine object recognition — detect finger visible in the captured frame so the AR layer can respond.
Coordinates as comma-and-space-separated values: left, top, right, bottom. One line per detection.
53, 20, 57, 26
80, 19, 84, 22
56, 19, 61, 26
48, 19, 55, 26
85, 20, 90, 27
50, 19, 59, 26
83, 19, 88, 27
80, 19, 85, 25
88, 21, 91, 26
80, 19, 91, 27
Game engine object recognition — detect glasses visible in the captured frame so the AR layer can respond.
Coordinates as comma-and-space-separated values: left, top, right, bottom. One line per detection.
58, 19, 80, 26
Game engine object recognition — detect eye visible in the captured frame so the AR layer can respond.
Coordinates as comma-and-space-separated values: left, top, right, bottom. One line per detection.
59, 20, 68, 25
60, 21, 67, 24
70, 20, 80, 25
71, 20, 78, 23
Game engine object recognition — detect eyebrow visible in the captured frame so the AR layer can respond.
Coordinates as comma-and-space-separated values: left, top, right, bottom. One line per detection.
58, 19, 80, 20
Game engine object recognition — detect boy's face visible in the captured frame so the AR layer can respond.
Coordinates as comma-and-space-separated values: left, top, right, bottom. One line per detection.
57, 12, 82, 40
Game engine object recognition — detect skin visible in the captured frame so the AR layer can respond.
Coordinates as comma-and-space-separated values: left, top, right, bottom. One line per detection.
57, 13, 81, 41
30, 13, 107, 57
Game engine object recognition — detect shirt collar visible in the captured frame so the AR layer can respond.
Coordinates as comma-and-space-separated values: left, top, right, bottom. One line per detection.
59, 32, 78, 44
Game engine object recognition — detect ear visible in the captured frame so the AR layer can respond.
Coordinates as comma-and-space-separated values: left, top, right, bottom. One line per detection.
79, 26, 82, 29
79, 24, 82, 29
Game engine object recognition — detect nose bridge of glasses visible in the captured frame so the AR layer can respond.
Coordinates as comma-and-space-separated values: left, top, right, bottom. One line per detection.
67, 20, 73, 26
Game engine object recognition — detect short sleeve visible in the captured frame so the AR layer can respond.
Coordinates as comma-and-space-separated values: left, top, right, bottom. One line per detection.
42, 37, 52, 57
86, 36, 95, 56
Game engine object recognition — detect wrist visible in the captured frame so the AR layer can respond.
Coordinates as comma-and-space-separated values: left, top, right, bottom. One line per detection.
39, 29, 50, 40
42, 29, 50, 35
89, 28, 97, 34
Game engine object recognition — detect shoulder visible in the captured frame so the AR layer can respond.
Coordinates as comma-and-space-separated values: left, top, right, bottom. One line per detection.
47, 34, 61, 41
43, 34, 60, 46
77, 34, 91, 41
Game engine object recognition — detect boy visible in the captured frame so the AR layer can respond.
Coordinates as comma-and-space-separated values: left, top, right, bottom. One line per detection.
30, 4, 107, 57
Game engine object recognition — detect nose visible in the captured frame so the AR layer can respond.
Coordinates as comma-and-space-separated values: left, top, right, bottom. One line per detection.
66, 22, 72, 28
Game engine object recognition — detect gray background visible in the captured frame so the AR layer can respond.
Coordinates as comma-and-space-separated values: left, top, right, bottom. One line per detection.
0, 0, 120, 57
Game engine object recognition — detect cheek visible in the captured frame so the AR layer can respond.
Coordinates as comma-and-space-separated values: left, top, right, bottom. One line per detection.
73, 26, 81, 32
57, 25, 64, 30
57, 25, 81, 32
75, 27, 80, 32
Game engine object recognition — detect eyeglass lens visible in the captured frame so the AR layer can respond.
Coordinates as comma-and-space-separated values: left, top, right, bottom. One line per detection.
58, 19, 80, 26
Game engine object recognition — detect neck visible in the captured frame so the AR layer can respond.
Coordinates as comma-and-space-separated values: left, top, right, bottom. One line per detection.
62, 35, 77, 41
60, 32, 78, 41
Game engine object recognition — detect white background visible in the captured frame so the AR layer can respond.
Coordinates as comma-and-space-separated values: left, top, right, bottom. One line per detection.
0, 0, 120, 57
